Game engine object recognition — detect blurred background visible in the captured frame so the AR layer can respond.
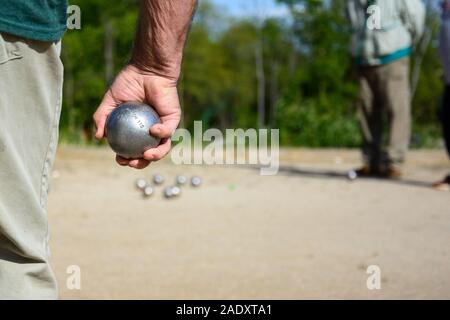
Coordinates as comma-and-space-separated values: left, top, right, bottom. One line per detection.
50, 0, 450, 299
62, 0, 442, 148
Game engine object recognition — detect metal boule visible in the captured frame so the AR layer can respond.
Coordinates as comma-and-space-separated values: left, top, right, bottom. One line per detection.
191, 176, 201, 187
153, 174, 164, 185
136, 178, 147, 190
143, 186, 154, 197
171, 186, 181, 197
176, 175, 187, 185
164, 187, 174, 199
106, 102, 161, 159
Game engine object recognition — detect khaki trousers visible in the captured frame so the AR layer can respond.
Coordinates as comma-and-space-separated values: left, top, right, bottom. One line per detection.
0, 32, 63, 299
357, 57, 411, 169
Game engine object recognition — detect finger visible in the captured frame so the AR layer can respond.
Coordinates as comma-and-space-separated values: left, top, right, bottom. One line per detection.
93, 92, 117, 140
149, 123, 176, 139
143, 138, 171, 161
116, 155, 130, 166
128, 158, 150, 169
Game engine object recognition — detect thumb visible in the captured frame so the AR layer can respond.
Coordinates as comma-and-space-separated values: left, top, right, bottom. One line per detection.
149, 121, 178, 139
149, 109, 181, 139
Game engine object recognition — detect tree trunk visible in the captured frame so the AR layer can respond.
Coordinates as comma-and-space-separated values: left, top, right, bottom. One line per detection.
269, 60, 279, 129
255, 33, 266, 129
104, 18, 114, 85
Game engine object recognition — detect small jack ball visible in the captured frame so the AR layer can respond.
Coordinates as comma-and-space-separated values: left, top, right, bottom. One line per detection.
106, 102, 161, 159
347, 170, 357, 181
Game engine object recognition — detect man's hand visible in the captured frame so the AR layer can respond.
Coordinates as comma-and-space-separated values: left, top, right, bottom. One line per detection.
93, 0, 196, 169
93, 65, 181, 169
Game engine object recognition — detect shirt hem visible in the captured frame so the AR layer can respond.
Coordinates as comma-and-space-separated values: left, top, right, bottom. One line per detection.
356, 47, 412, 66
0, 19, 66, 42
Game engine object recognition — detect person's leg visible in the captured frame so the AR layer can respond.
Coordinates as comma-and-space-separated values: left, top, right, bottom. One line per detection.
381, 57, 411, 172
432, 84, 450, 190
443, 85, 450, 159
357, 67, 383, 172
0, 33, 63, 299
436, 84, 450, 189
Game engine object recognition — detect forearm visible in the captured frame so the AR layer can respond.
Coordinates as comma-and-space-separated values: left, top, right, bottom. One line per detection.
131, 0, 197, 81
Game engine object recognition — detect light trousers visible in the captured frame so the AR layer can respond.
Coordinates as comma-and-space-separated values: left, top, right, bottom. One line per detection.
0, 32, 63, 299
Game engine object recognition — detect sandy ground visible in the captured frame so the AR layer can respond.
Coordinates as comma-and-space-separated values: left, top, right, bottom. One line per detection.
48, 146, 450, 299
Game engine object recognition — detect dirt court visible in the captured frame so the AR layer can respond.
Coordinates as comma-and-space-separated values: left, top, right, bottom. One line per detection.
48, 146, 450, 299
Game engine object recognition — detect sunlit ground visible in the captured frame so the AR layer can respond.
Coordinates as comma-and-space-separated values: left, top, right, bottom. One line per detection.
48, 146, 450, 299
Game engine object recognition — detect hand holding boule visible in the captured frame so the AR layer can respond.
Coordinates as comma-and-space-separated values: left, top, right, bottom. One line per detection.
93, 65, 181, 169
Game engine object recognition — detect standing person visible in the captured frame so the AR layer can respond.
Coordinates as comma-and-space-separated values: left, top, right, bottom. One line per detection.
0, 0, 197, 299
434, 0, 450, 191
347, 0, 426, 178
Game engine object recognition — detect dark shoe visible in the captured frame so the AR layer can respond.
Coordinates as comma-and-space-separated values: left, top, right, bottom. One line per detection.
353, 165, 379, 178
432, 175, 450, 191
379, 167, 402, 179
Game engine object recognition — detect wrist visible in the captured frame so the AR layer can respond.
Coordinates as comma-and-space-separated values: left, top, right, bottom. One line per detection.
128, 58, 181, 83
124, 63, 180, 88
129, 59, 181, 82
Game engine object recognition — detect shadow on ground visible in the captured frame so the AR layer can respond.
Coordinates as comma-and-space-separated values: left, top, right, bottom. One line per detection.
247, 165, 433, 189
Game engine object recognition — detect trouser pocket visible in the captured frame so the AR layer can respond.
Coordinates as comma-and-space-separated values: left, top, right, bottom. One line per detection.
0, 33, 23, 65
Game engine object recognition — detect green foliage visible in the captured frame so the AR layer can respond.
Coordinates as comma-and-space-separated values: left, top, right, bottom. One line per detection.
275, 0, 360, 146
60, 0, 139, 143
60, 0, 444, 147
278, 98, 361, 147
